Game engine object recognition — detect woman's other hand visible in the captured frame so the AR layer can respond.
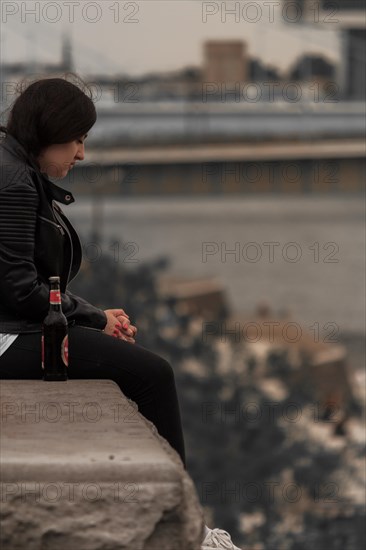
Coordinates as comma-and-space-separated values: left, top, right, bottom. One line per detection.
103, 308, 137, 343
115, 312, 137, 343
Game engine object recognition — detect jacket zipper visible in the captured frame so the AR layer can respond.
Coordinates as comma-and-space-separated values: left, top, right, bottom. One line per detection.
52, 202, 73, 286
38, 214, 65, 235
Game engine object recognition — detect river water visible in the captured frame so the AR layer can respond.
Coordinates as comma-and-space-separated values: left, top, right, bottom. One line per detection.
65, 195, 365, 335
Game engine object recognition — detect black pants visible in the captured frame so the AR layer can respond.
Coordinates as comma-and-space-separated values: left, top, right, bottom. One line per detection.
0, 325, 186, 468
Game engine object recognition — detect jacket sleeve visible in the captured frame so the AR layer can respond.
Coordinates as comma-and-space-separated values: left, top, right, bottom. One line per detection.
64, 290, 107, 330
0, 176, 107, 330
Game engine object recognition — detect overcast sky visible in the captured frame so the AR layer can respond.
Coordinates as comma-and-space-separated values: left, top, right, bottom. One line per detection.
1, 1, 341, 77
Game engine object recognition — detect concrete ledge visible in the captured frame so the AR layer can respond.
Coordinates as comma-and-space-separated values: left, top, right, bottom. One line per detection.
0, 380, 204, 550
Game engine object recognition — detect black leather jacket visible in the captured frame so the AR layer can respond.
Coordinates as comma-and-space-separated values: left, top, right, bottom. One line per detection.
0, 133, 107, 333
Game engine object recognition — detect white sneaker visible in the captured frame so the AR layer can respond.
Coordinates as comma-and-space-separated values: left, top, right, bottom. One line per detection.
201, 527, 243, 550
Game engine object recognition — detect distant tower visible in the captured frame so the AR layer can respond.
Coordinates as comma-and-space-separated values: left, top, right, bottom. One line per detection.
61, 30, 74, 72
203, 40, 248, 83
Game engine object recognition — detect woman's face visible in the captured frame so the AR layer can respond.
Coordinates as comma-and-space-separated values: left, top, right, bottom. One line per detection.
36, 134, 88, 179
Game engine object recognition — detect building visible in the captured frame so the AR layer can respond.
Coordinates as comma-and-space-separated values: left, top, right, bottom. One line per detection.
203, 40, 248, 84
282, 0, 366, 100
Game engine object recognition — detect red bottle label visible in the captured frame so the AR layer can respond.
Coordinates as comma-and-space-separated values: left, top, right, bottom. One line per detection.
61, 335, 69, 367
50, 290, 61, 304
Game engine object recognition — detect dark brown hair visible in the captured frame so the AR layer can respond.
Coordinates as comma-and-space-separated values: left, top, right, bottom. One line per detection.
0, 73, 97, 167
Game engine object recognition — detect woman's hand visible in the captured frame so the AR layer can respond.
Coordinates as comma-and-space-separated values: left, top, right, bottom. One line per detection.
103, 308, 137, 343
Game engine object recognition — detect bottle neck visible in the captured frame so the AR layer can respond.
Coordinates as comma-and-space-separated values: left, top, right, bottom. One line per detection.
49, 303, 62, 313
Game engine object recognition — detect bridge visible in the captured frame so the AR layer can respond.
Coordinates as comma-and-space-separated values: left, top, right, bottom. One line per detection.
61, 101, 364, 195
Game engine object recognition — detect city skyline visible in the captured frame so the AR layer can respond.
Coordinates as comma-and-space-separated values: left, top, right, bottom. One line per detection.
1, 1, 341, 77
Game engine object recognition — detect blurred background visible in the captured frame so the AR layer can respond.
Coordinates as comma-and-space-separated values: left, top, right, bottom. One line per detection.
1, 1, 365, 548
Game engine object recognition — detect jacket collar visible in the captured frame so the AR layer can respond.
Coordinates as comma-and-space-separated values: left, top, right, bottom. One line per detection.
42, 177, 75, 206
1, 133, 75, 205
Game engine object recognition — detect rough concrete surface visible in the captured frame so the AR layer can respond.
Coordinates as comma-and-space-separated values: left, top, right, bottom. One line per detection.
0, 380, 204, 549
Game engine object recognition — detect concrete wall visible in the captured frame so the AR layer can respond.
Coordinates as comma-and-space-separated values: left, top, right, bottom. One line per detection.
0, 380, 204, 550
